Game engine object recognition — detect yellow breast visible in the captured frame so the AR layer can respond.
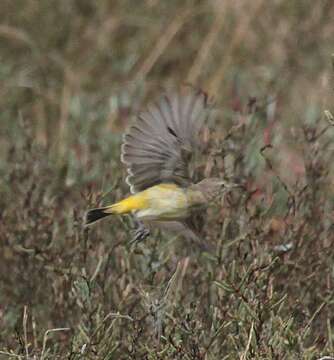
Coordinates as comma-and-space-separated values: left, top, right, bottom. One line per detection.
108, 183, 189, 221
137, 183, 189, 221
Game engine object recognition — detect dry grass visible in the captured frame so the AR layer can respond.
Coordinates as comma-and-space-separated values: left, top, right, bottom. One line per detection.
1, 1, 334, 359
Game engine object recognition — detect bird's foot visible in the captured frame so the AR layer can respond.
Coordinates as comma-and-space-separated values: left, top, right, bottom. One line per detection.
130, 222, 150, 245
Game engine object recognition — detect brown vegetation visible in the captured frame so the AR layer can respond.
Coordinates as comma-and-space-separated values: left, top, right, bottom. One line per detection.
1, 1, 334, 358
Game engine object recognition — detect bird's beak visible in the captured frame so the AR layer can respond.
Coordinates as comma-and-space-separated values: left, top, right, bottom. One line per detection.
220, 180, 245, 191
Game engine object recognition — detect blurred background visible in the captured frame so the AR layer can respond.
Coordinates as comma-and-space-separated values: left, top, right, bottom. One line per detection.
1, 1, 334, 358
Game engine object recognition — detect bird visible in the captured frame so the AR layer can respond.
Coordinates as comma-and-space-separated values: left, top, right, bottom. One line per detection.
85, 87, 240, 244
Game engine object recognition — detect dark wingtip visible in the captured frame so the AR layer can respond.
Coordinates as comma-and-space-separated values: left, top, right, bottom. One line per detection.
84, 207, 110, 226
167, 126, 178, 138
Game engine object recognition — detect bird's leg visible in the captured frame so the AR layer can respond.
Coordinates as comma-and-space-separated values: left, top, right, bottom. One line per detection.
131, 216, 150, 245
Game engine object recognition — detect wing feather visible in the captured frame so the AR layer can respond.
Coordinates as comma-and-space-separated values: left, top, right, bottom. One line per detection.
121, 88, 210, 193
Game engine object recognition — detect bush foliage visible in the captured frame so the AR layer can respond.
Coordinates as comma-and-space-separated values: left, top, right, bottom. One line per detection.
1, 1, 334, 359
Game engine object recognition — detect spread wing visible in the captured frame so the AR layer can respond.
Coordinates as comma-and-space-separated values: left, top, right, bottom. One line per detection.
121, 88, 210, 193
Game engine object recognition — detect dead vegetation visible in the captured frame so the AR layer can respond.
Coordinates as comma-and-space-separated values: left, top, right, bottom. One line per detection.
1, 1, 334, 358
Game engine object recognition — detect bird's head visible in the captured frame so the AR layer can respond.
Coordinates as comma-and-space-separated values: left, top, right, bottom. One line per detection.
194, 177, 243, 202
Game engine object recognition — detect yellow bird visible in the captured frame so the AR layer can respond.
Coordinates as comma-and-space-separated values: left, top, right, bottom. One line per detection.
85, 88, 239, 242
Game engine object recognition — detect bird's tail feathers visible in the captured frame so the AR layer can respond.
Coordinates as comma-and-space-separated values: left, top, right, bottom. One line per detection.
84, 205, 115, 226
84, 198, 132, 226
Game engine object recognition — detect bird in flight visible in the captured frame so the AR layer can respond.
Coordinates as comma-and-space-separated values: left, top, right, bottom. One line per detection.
85, 87, 239, 244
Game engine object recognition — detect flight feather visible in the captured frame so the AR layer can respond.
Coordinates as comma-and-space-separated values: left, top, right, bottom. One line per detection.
121, 88, 210, 193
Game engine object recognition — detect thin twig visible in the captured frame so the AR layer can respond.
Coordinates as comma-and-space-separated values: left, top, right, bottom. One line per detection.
240, 321, 254, 360
207, 0, 266, 96
187, 2, 226, 84
23, 306, 29, 359
41, 328, 71, 359
132, 10, 189, 81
